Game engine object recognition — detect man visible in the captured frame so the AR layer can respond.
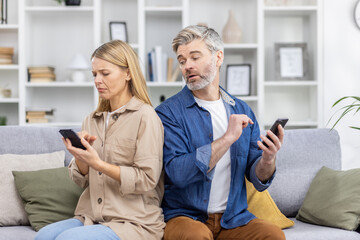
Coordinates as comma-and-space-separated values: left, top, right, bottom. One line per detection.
155, 25, 285, 240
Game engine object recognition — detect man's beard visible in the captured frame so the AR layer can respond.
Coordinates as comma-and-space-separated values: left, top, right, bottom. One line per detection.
186, 59, 217, 91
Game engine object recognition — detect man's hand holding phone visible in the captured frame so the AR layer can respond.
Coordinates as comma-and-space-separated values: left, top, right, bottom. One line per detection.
256, 118, 287, 182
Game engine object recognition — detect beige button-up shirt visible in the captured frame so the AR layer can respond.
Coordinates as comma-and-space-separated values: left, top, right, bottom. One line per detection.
69, 96, 165, 240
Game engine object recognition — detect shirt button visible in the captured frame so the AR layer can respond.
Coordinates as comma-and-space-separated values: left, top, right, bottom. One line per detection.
206, 113, 210, 117
209, 133, 212, 138
204, 200, 208, 203
98, 172, 102, 175
112, 114, 119, 120
98, 198, 102, 204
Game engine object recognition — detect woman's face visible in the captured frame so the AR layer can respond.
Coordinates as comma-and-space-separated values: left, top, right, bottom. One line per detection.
92, 57, 131, 105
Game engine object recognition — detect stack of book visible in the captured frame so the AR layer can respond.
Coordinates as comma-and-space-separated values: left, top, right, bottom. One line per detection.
147, 46, 180, 82
28, 66, 56, 83
0, 47, 14, 64
26, 109, 54, 123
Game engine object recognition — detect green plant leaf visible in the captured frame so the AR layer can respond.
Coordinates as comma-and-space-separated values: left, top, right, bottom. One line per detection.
329, 96, 360, 131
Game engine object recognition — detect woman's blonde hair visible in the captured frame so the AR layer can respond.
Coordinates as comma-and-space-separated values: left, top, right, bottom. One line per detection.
92, 40, 151, 112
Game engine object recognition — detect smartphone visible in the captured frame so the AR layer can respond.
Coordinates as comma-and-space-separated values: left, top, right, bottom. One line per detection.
258, 118, 288, 149
59, 129, 86, 150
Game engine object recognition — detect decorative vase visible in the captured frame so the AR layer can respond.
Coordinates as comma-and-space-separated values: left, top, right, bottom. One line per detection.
65, 0, 81, 6
222, 10, 242, 43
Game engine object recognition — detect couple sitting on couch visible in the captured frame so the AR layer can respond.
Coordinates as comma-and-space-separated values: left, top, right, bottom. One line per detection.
35, 25, 285, 240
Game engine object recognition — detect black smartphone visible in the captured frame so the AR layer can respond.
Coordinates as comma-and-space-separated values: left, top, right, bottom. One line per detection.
59, 129, 86, 150
258, 118, 288, 149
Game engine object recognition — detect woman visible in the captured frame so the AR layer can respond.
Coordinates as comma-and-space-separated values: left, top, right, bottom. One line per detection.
35, 40, 165, 240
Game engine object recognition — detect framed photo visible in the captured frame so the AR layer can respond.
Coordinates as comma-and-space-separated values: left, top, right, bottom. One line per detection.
109, 21, 128, 42
226, 64, 251, 96
275, 43, 308, 80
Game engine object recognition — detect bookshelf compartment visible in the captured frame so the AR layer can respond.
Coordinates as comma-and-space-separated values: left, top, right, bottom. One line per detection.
101, 0, 138, 44
148, 86, 183, 107
0, 71, 19, 98
264, 12, 318, 81
222, 49, 258, 96
189, 0, 258, 44
264, 85, 318, 124
0, 103, 19, 125
24, 13, 94, 83
25, 87, 95, 123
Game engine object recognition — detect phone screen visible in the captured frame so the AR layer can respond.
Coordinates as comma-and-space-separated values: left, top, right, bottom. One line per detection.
59, 129, 86, 150
259, 118, 288, 149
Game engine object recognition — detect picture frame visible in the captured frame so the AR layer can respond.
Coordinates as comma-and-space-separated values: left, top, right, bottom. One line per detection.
275, 42, 308, 80
226, 64, 251, 96
109, 21, 128, 42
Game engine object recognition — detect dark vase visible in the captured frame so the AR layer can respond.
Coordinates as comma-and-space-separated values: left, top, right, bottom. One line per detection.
65, 0, 81, 6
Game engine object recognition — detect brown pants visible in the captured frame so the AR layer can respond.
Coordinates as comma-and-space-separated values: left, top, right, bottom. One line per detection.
164, 214, 285, 240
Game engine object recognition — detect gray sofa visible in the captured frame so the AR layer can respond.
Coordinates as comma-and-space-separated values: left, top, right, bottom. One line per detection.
0, 126, 359, 240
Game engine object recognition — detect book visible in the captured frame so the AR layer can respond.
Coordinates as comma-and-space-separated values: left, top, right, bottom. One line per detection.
30, 72, 56, 78
147, 51, 154, 82
0, 54, 13, 59
0, 47, 14, 55
26, 111, 46, 118
29, 77, 55, 83
0, 58, 12, 64
154, 46, 163, 82
167, 57, 174, 82
26, 117, 49, 123
170, 65, 181, 82
28, 66, 55, 73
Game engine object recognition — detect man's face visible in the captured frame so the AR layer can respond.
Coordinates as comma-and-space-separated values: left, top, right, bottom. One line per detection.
176, 39, 221, 91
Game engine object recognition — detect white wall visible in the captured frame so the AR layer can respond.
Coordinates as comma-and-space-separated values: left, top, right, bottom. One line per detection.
324, 0, 360, 169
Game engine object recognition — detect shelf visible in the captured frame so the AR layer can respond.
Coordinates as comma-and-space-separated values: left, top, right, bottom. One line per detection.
224, 43, 258, 50
264, 6, 318, 17
265, 121, 318, 128
25, 122, 82, 127
145, 6, 183, 12
130, 43, 139, 49
146, 82, 184, 87
25, 6, 94, 13
0, 98, 19, 103
236, 95, 258, 102
0, 65, 19, 70
264, 81, 318, 87
25, 82, 94, 87
0, 25, 19, 30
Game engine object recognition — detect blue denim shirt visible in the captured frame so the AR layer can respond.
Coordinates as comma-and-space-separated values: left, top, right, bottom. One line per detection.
155, 86, 274, 229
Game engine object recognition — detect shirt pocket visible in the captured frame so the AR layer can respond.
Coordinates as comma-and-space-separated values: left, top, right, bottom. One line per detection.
108, 138, 136, 166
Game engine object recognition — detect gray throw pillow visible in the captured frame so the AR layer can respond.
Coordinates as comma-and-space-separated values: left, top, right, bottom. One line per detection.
0, 151, 65, 226
296, 166, 360, 231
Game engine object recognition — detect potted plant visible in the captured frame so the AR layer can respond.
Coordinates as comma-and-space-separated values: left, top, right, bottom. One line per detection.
53, 0, 81, 6
329, 96, 360, 130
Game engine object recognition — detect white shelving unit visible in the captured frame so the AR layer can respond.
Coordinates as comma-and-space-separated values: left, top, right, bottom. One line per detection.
0, 0, 322, 128
0, 0, 20, 125
262, 0, 322, 129
16, 0, 101, 126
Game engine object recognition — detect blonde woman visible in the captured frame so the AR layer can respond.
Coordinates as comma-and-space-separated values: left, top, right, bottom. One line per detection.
35, 40, 165, 240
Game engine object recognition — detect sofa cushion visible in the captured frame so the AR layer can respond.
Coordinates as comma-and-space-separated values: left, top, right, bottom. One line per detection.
0, 126, 81, 166
283, 218, 360, 240
13, 167, 83, 231
0, 226, 36, 240
267, 129, 341, 217
0, 151, 65, 226
246, 179, 294, 229
296, 166, 360, 231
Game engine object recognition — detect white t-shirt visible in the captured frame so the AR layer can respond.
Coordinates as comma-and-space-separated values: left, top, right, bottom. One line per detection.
106, 105, 125, 129
194, 96, 231, 214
